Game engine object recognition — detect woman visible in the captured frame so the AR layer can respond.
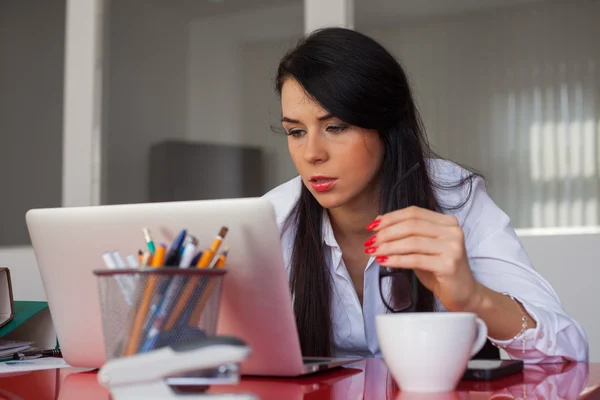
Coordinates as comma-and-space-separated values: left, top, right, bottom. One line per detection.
262, 27, 588, 363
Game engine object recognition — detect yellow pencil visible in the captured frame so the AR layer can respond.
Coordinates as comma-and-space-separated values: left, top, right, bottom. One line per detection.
163, 227, 228, 331
196, 227, 228, 268
188, 248, 229, 326
123, 244, 165, 356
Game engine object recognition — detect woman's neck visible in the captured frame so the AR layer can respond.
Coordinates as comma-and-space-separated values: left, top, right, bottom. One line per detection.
328, 198, 379, 244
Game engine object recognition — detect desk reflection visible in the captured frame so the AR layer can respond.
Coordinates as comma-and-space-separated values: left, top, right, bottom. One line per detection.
487, 362, 589, 399
211, 359, 399, 399
0, 359, 592, 400
57, 370, 109, 400
0, 369, 58, 400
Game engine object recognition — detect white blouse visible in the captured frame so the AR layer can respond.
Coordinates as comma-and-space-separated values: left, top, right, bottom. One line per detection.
262, 159, 589, 362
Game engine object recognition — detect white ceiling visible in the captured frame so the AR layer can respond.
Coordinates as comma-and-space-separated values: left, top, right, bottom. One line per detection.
149, 0, 553, 23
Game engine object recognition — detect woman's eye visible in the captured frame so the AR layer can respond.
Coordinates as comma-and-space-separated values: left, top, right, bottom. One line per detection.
287, 129, 306, 138
326, 125, 347, 134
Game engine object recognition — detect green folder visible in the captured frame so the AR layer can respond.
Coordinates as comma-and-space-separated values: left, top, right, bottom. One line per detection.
0, 301, 49, 337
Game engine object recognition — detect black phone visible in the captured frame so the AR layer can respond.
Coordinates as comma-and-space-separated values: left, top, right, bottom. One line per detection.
462, 359, 524, 381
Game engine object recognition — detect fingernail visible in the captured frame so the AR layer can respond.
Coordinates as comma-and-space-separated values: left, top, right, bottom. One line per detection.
366, 219, 381, 231
365, 246, 378, 254
375, 256, 388, 263
363, 236, 376, 247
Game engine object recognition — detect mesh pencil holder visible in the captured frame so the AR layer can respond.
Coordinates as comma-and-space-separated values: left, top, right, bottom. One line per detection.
94, 268, 227, 360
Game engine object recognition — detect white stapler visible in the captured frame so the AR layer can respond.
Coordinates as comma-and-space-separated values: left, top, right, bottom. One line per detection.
98, 336, 258, 400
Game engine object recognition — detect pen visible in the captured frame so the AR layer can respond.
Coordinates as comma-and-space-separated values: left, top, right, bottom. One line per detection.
140, 236, 199, 351
103, 252, 133, 304
111, 251, 127, 268
124, 244, 165, 356
126, 254, 140, 268
102, 252, 118, 269
163, 227, 229, 331
179, 236, 198, 267
13, 349, 62, 361
164, 229, 187, 266
191, 251, 203, 266
143, 228, 156, 254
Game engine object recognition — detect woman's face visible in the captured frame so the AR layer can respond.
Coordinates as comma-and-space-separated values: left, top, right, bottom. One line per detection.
281, 78, 384, 210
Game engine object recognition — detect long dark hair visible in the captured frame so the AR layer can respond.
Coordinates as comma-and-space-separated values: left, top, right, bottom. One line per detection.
275, 27, 475, 357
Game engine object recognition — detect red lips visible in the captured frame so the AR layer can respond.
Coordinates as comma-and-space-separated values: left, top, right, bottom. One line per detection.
309, 176, 338, 192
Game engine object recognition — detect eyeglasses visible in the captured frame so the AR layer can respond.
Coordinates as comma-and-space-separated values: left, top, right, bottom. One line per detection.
378, 163, 420, 313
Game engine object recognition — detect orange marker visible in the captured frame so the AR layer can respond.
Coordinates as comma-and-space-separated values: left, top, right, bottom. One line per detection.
123, 244, 165, 356
164, 227, 228, 331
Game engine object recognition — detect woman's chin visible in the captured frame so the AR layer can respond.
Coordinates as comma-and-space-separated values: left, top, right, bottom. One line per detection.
312, 192, 348, 210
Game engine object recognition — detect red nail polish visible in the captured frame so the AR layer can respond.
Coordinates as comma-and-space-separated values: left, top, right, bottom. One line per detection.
365, 246, 378, 254
364, 236, 376, 247
366, 219, 381, 231
375, 256, 388, 263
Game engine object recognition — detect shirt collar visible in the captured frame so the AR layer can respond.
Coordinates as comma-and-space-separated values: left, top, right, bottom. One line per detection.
321, 210, 339, 248
321, 210, 377, 272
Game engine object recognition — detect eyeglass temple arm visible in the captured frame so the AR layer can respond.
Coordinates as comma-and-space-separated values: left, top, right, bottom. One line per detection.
380, 162, 422, 313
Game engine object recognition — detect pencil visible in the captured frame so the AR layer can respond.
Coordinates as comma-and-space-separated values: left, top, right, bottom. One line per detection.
141, 251, 153, 266
195, 227, 228, 268
163, 227, 228, 331
188, 248, 229, 326
123, 244, 165, 356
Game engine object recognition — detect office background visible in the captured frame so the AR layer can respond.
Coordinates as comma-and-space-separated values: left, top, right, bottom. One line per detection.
1, 0, 598, 356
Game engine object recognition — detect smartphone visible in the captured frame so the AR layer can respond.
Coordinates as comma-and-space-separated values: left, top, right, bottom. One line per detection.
462, 359, 524, 381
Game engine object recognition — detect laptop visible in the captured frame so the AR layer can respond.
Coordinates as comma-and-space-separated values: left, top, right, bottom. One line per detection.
25, 198, 361, 376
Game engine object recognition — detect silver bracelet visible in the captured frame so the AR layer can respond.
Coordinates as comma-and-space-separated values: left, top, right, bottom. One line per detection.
503, 292, 528, 353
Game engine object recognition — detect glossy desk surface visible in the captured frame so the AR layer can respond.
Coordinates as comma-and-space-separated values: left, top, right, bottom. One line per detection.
0, 359, 598, 399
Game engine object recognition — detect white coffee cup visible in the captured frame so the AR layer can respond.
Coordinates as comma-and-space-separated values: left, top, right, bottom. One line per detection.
375, 312, 488, 393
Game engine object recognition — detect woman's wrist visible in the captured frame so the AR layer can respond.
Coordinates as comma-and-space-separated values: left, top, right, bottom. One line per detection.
461, 282, 488, 315
460, 283, 536, 341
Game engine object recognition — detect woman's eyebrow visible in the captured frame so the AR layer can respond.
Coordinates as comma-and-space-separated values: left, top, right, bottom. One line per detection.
317, 113, 334, 121
281, 114, 335, 123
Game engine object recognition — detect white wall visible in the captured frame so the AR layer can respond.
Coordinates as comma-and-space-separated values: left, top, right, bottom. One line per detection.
186, 3, 303, 189
0, 0, 65, 301
186, 1, 600, 227
367, 1, 600, 229
103, 0, 190, 205
518, 231, 600, 362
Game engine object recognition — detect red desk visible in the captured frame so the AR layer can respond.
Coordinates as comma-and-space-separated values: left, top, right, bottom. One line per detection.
0, 360, 598, 399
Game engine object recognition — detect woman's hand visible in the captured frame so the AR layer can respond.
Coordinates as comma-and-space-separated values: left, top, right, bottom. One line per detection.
364, 206, 483, 312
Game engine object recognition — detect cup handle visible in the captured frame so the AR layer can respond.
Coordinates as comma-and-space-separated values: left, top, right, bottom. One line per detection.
470, 317, 489, 358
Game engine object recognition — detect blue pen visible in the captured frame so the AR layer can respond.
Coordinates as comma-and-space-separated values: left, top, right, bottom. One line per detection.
141, 236, 199, 352
164, 229, 187, 266
191, 251, 203, 266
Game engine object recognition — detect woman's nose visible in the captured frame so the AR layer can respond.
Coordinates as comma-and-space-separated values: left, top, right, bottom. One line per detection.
303, 131, 329, 164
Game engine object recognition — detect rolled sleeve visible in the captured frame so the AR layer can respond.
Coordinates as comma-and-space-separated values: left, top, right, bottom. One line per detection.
457, 174, 589, 363
487, 298, 587, 363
